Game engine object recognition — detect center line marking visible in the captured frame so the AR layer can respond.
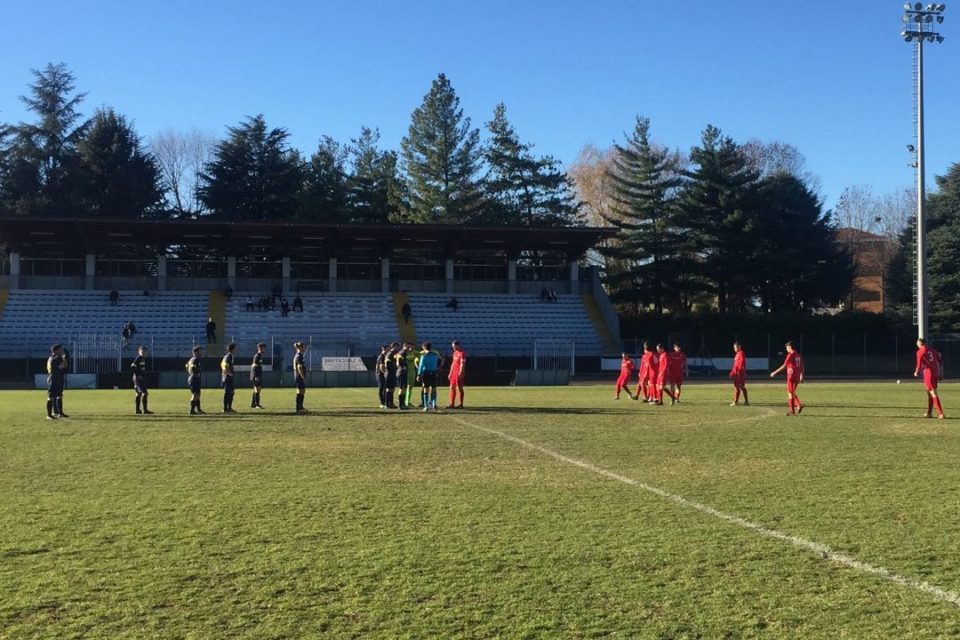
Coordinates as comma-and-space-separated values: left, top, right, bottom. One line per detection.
448, 413, 960, 610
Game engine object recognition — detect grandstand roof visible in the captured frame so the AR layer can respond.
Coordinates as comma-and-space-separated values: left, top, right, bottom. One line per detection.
0, 217, 612, 259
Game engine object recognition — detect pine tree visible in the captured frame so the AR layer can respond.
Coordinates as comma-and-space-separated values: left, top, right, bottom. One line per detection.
0, 63, 89, 216
598, 117, 685, 314
300, 135, 349, 222
75, 108, 162, 218
484, 103, 581, 227
925, 163, 960, 331
399, 73, 482, 224
198, 115, 303, 220
346, 126, 402, 224
680, 125, 760, 312
750, 174, 853, 312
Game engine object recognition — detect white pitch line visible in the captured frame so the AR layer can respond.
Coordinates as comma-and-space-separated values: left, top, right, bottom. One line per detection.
447, 414, 960, 610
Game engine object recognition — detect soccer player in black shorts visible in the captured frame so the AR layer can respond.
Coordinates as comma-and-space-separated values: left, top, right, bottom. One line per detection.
46, 343, 68, 419
293, 341, 308, 414
221, 343, 237, 413
131, 345, 153, 414
384, 342, 400, 408
187, 345, 204, 415
250, 342, 266, 408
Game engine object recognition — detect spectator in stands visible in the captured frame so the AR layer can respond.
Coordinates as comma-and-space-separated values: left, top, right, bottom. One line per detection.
224, 285, 233, 301
245, 294, 255, 312
548, 289, 558, 302
268, 294, 276, 312
206, 317, 217, 343
109, 290, 119, 306
540, 288, 550, 303
281, 299, 290, 318
446, 297, 459, 312
293, 295, 303, 313
401, 301, 412, 324
120, 322, 136, 348
272, 285, 282, 303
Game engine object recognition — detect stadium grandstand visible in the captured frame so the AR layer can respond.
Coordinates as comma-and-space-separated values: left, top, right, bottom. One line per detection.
0, 217, 617, 387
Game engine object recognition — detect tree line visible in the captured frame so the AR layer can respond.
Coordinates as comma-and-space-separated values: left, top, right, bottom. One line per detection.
569, 117, 854, 314
6, 63, 953, 323
0, 64, 580, 227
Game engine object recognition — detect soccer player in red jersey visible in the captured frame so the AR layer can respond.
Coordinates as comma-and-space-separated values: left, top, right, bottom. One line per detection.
634, 342, 655, 401
668, 343, 688, 403
614, 352, 635, 399
655, 343, 676, 405
770, 341, 804, 415
729, 341, 749, 406
914, 338, 945, 419
447, 340, 467, 409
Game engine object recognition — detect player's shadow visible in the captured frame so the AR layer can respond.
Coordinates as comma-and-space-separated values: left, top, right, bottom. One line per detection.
805, 413, 951, 420
808, 403, 918, 410
450, 407, 622, 416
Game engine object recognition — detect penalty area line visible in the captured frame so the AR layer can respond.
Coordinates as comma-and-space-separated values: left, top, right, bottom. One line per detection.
447, 414, 960, 610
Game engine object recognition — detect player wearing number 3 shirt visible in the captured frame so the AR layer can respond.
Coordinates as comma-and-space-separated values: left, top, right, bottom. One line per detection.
914, 338, 945, 419
770, 341, 804, 416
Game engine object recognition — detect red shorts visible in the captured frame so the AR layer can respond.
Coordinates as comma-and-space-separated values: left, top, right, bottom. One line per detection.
924, 372, 938, 391
616, 374, 630, 386
449, 374, 464, 387
731, 373, 746, 387
657, 373, 672, 386
786, 379, 800, 394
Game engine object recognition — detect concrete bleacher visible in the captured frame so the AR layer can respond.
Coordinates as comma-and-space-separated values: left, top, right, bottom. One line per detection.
0, 290, 608, 361
222, 294, 398, 358
0, 290, 209, 357
406, 293, 603, 356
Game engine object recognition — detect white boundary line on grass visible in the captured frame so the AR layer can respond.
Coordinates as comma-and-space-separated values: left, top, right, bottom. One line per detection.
447, 413, 960, 610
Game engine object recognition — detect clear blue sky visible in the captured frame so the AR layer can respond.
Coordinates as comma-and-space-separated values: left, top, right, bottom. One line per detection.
0, 0, 955, 211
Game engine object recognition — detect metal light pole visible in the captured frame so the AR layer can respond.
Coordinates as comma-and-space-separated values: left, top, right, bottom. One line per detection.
902, 2, 946, 340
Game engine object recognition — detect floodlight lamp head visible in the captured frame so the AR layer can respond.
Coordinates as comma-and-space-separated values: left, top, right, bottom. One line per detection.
907, 144, 916, 152
937, 14, 944, 21
915, 2, 923, 9
904, 1, 912, 8
904, 33, 913, 41
937, 34, 945, 41
925, 14, 933, 21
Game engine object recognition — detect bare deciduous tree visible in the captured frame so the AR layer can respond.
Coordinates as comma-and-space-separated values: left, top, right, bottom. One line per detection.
149, 129, 215, 217
741, 138, 821, 193
568, 144, 616, 228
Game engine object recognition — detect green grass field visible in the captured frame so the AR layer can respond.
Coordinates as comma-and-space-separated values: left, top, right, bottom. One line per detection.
2, 382, 959, 639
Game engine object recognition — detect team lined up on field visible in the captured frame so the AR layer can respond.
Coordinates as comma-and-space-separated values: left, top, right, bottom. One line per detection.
42, 337, 944, 419
613, 339, 945, 419
123, 339, 466, 417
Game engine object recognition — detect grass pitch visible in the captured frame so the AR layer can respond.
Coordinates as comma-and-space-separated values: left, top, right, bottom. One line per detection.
2, 382, 959, 639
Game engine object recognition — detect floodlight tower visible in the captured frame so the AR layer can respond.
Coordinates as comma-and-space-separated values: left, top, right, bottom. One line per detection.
902, 2, 946, 340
